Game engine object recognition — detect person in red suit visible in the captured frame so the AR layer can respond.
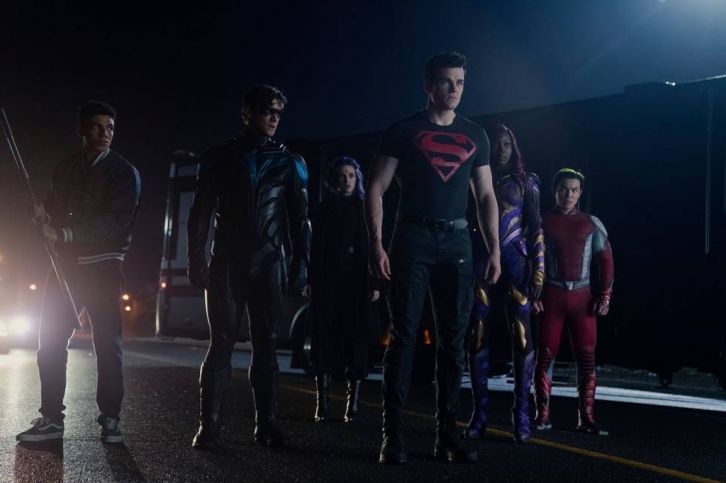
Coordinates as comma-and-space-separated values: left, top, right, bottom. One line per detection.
533, 168, 614, 435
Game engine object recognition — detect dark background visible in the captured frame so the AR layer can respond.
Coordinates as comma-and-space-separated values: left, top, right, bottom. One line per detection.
2, 0, 726, 323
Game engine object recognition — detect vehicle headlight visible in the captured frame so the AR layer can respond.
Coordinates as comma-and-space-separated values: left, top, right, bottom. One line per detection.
10, 315, 31, 336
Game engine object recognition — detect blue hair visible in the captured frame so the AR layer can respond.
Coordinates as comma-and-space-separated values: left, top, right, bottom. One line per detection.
328, 156, 365, 200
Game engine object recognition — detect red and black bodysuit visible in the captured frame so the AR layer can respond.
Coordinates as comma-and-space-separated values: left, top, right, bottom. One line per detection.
534, 209, 614, 433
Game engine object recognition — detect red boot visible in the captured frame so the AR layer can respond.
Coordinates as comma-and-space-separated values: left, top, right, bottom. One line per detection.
576, 374, 607, 436
534, 369, 552, 430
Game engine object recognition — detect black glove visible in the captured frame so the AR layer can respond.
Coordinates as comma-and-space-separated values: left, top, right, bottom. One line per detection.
188, 254, 209, 290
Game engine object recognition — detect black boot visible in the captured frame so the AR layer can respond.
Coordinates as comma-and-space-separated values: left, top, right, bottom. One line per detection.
192, 364, 231, 450
433, 422, 478, 463
344, 379, 361, 423
314, 374, 329, 422
379, 411, 406, 464
251, 373, 286, 447
254, 417, 287, 447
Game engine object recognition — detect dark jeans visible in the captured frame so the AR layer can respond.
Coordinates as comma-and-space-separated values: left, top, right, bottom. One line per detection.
203, 257, 284, 418
38, 260, 125, 420
382, 223, 474, 428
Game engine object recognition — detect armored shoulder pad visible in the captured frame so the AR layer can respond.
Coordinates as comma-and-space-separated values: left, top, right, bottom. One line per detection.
526, 172, 541, 187
291, 152, 308, 184
588, 215, 608, 238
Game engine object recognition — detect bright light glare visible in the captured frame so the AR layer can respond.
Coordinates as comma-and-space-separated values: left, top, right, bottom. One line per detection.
160, 281, 167, 289
124, 305, 132, 312
29, 283, 38, 291
121, 293, 130, 301
10, 315, 31, 336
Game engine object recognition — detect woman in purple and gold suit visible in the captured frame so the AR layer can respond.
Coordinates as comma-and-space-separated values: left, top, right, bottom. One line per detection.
463, 124, 544, 443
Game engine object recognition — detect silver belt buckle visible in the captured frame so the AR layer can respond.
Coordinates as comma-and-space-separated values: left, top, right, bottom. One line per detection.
565, 281, 575, 291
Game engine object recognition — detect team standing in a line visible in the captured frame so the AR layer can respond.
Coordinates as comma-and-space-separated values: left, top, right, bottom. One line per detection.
15, 51, 614, 466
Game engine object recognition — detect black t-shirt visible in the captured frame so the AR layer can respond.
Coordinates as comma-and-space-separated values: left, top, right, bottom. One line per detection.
377, 111, 490, 220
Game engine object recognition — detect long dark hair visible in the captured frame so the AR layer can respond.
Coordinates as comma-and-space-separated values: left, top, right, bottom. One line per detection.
328, 156, 365, 200
488, 123, 524, 175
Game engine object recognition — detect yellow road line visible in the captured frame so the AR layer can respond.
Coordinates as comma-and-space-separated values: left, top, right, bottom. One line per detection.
510, 435, 719, 483
280, 383, 719, 483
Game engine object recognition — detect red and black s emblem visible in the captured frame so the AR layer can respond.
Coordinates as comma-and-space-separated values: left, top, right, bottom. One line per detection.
414, 131, 477, 182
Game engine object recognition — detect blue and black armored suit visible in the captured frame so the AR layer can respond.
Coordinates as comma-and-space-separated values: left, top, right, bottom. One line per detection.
187, 133, 311, 425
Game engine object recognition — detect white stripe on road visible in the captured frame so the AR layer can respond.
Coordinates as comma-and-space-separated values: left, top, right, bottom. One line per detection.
457, 376, 726, 413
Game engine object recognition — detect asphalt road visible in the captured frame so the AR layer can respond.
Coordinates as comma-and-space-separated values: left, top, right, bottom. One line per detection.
1, 339, 725, 482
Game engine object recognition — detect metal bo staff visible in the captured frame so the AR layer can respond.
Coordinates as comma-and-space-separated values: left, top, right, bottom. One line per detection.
0, 108, 82, 329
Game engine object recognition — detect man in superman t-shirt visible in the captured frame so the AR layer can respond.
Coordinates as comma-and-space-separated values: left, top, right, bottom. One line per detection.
367, 52, 501, 465
380, 113, 489, 220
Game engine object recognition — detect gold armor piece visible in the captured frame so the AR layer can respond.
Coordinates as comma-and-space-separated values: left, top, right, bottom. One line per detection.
509, 287, 529, 306
473, 319, 486, 350
533, 270, 545, 286
476, 284, 490, 306
512, 319, 527, 351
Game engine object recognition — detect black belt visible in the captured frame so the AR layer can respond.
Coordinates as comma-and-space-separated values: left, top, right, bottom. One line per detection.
399, 215, 468, 232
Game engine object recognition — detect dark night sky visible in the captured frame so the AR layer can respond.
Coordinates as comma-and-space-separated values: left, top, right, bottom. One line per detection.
2, 0, 726, 291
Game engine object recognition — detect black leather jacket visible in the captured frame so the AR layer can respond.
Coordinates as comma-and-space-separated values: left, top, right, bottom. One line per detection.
187, 135, 311, 289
